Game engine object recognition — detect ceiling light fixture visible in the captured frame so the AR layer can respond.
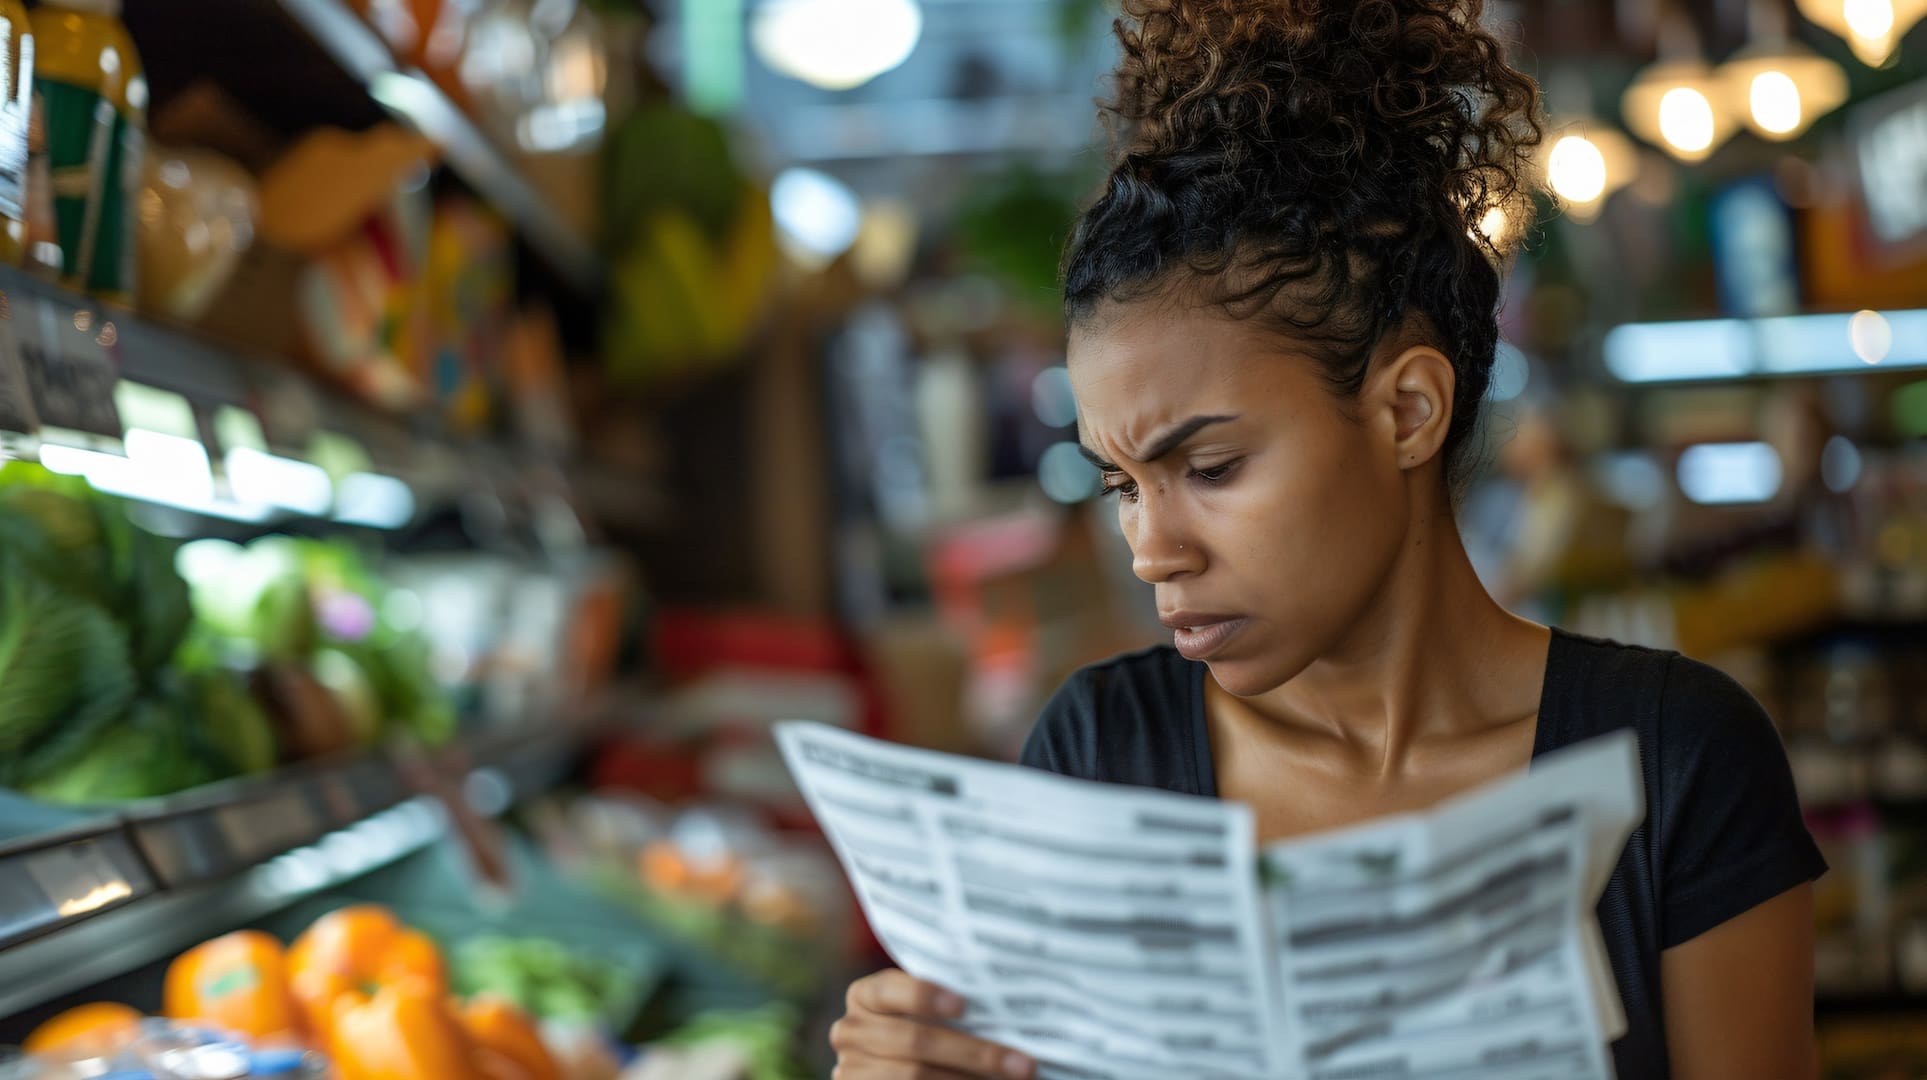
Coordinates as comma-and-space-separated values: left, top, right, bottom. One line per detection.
1718, 0, 1850, 139
1624, 11, 1739, 162
1795, 0, 1927, 66
1545, 125, 1640, 221
750, 0, 923, 91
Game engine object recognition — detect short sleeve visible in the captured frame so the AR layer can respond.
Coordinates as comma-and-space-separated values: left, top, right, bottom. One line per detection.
1656, 655, 1827, 948
1018, 671, 1100, 779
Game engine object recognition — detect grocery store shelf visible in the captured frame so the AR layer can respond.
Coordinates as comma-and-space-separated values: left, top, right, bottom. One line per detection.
127, 754, 413, 890
0, 797, 446, 1020
0, 263, 380, 435
0, 264, 672, 536
0, 265, 597, 526
0, 812, 158, 953
0, 718, 595, 1020
273, 0, 604, 295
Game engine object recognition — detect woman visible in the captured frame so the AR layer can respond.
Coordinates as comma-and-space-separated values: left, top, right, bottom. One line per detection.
830, 1, 1826, 1077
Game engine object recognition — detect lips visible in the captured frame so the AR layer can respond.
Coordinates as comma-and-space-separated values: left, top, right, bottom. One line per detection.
1159, 611, 1249, 661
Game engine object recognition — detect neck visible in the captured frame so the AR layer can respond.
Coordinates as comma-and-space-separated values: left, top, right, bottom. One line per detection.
1243, 493, 1549, 778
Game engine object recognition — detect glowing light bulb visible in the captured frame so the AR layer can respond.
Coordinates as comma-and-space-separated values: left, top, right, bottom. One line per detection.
1850, 309, 1893, 364
1717, 43, 1848, 140
1658, 87, 1717, 153
1845, 0, 1897, 39
1548, 135, 1609, 203
1749, 71, 1803, 134
1794, 0, 1927, 66
751, 0, 923, 91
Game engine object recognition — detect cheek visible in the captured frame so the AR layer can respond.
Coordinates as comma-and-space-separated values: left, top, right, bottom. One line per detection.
1215, 438, 1404, 599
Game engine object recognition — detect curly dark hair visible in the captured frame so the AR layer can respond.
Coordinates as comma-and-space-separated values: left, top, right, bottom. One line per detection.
1062, 0, 1544, 490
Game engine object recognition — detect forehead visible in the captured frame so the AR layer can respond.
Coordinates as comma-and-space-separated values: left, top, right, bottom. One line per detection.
1066, 303, 1320, 426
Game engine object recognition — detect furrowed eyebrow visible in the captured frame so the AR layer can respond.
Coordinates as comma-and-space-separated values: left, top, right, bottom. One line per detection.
1080, 415, 1240, 471
1078, 444, 1115, 470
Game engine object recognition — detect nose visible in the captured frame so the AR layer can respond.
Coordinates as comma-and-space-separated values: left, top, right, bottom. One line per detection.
1126, 491, 1203, 584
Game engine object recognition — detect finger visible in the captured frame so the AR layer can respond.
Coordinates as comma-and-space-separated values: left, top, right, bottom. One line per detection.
832, 1053, 977, 1080
847, 1015, 1035, 1079
848, 969, 968, 1020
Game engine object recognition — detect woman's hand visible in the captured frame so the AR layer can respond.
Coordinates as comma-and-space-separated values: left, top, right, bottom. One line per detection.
831, 969, 1037, 1079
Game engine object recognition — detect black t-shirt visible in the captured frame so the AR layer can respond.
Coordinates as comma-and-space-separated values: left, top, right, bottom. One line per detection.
1019, 627, 1827, 1080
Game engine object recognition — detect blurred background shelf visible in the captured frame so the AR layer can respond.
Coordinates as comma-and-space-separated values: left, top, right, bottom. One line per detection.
122, 0, 604, 296
0, 260, 667, 537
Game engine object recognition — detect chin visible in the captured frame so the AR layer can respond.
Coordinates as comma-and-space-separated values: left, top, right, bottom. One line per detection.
1203, 651, 1308, 698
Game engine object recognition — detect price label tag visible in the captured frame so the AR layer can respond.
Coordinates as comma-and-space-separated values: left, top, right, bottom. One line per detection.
21, 839, 148, 923
0, 288, 41, 445
16, 298, 124, 450
216, 790, 324, 864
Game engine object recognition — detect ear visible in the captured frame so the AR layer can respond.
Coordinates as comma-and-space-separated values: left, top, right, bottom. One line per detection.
1379, 344, 1456, 471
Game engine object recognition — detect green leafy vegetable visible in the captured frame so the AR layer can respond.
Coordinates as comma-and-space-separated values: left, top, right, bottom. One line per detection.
0, 551, 138, 785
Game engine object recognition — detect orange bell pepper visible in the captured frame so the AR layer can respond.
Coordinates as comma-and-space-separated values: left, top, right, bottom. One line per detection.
327, 981, 482, 1080
289, 905, 446, 1039
164, 931, 303, 1041
24, 1002, 144, 1056
459, 996, 559, 1080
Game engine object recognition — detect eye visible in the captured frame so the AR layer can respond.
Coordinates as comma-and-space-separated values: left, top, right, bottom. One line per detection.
1191, 459, 1241, 485
1099, 473, 1140, 503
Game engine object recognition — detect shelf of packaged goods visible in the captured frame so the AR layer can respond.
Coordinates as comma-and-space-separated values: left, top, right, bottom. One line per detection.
0, 263, 674, 541
0, 268, 252, 412
0, 262, 416, 462
0, 264, 605, 530
272, 0, 603, 295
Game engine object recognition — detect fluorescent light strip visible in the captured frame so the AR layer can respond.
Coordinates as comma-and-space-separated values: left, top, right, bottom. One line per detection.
333, 472, 416, 529
1677, 441, 1783, 505
1605, 309, 1927, 383
42, 433, 274, 523
227, 448, 333, 516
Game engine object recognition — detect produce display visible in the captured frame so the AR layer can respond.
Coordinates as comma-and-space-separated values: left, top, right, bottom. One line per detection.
536, 795, 851, 1003
453, 937, 635, 1027
181, 535, 457, 758
0, 3, 834, 1077
14, 904, 566, 1080
0, 464, 255, 802
5, 896, 816, 1080
0, 463, 454, 805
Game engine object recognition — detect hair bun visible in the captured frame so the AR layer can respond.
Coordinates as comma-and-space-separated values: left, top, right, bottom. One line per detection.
1107, 0, 1540, 242
1063, 0, 1548, 494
